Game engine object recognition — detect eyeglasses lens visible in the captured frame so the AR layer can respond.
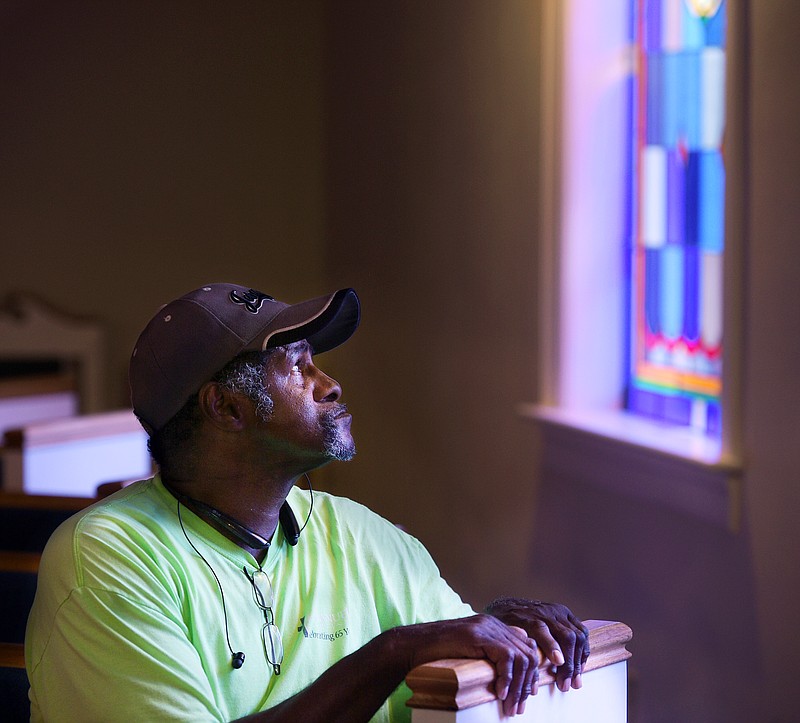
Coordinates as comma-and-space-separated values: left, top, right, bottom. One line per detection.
251, 570, 274, 609
262, 623, 284, 675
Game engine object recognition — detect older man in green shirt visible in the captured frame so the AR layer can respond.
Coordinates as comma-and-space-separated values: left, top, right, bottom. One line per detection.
26, 283, 589, 722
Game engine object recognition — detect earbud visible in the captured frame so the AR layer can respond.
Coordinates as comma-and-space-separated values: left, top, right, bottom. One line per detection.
279, 501, 301, 546
231, 652, 245, 669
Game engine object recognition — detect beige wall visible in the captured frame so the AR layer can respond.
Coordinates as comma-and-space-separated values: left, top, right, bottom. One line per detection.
322, 0, 542, 601
324, 2, 800, 722
2, 1, 798, 721
744, 1, 800, 715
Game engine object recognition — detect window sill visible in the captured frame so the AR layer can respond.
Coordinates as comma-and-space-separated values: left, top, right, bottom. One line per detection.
520, 404, 743, 531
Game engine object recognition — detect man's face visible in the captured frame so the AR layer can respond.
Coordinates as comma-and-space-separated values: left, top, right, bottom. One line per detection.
255, 341, 355, 466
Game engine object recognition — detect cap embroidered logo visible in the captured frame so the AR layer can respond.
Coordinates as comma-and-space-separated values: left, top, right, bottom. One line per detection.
229, 289, 275, 314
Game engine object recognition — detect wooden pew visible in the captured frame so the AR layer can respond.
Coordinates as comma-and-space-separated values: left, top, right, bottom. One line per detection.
0, 642, 29, 723
0, 550, 40, 573
0, 496, 97, 651
1, 409, 152, 497
0, 497, 91, 646
0, 554, 36, 723
0, 492, 93, 551
0, 290, 106, 413
0, 552, 40, 644
406, 620, 632, 722
0, 642, 24, 668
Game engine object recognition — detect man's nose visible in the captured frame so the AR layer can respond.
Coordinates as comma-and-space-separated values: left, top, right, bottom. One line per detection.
314, 369, 342, 403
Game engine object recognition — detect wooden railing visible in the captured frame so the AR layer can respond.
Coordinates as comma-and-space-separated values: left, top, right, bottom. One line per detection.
0, 493, 96, 656
406, 620, 632, 722
0, 550, 41, 573
0, 373, 76, 402
0, 642, 24, 668
0, 492, 92, 511
0, 492, 93, 552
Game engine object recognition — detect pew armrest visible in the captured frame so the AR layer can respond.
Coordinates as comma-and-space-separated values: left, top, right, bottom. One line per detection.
406, 620, 632, 712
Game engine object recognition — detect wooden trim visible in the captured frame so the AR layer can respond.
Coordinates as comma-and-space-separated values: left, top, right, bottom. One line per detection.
0, 492, 94, 510
718, 0, 749, 466
2, 409, 143, 449
406, 620, 632, 711
0, 642, 25, 668
0, 291, 106, 412
0, 373, 77, 400
537, 0, 565, 406
0, 550, 41, 573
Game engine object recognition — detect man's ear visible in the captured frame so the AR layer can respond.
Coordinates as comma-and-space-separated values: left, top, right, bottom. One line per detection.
197, 382, 249, 431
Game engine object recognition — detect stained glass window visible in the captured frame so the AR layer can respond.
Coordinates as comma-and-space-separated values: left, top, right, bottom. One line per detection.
627, 0, 727, 434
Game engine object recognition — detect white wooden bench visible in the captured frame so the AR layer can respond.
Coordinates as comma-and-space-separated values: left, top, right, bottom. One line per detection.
0, 374, 79, 437
1, 410, 151, 497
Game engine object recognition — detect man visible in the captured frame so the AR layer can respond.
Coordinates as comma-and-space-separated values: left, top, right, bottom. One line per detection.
26, 283, 589, 722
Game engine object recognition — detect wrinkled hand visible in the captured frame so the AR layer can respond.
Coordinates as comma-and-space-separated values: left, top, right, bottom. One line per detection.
485, 598, 590, 693
398, 614, 539, 717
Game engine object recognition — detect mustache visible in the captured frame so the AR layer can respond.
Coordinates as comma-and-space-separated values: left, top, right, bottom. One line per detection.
322, 404, 349, 425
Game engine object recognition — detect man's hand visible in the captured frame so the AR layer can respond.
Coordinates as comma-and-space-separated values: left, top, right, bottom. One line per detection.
391, 614, 540, 717
485, 598, 590, 693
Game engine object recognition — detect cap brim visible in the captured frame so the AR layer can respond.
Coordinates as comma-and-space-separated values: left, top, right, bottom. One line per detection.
261, 288, 360, 354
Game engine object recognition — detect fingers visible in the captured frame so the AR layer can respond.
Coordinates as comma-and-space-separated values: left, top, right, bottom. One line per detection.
489, 623, 539, 717
484, 598, 591, 696
529, 619, 565, 667
570, 614, 591, 667
516, 637, 539, 715
573, 624, 590, 689
554, 622, 590, 692
566, 619, 590, 691
506, 637, 539, 718
527, 616, 590, 692
553, 625, 577, 692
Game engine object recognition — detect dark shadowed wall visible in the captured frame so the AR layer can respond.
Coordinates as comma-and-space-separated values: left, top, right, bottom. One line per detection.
0, 0, 328, 402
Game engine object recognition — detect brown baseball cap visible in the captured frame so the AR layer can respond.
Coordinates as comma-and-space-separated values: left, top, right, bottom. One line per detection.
129, 283, 360, 432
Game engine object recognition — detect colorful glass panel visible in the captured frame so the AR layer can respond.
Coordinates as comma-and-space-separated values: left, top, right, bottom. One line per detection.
627, 0, 726, 433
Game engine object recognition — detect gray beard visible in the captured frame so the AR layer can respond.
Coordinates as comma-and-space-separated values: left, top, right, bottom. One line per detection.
321, 406, 356, 462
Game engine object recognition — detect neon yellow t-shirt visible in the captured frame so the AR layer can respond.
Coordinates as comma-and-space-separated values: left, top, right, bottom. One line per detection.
25, 476, 473, 722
